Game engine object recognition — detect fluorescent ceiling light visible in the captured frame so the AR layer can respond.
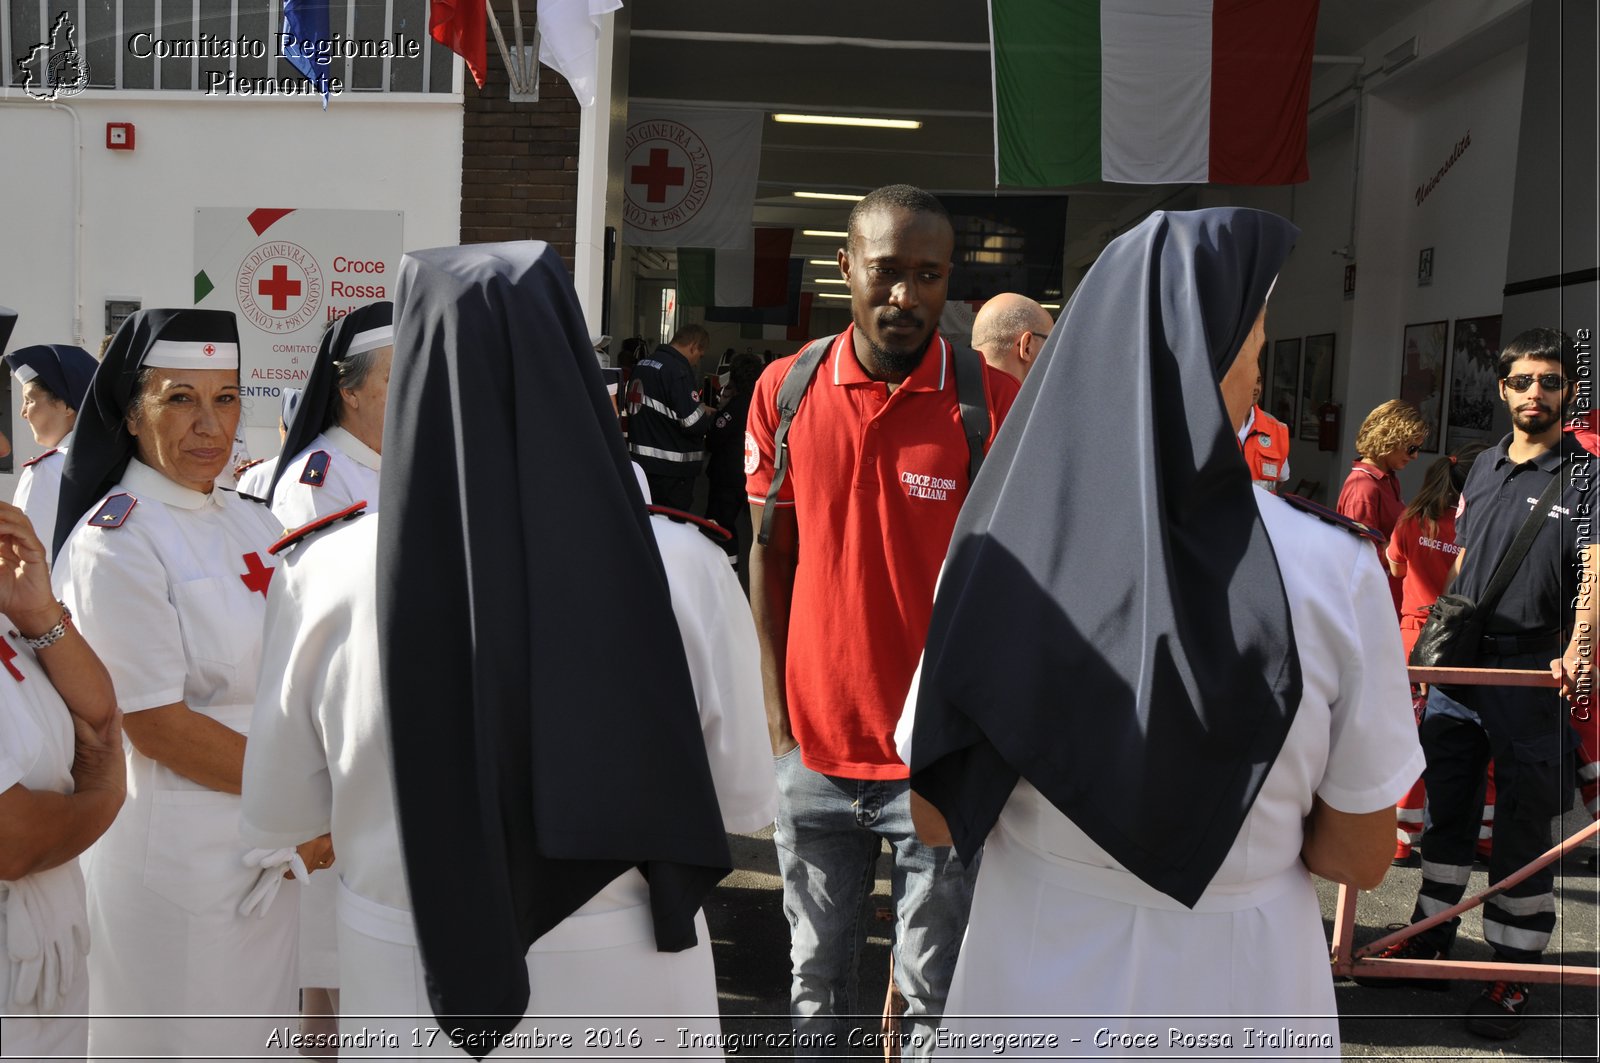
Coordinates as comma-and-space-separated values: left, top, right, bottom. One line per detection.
803, 229, 849, 238
807, 259, 838, 266
816, 292, 853, 300
794, 191, 866, 202
813, 278, 848, 286
1041, 303, 1061, 310
773, 113, 922, 130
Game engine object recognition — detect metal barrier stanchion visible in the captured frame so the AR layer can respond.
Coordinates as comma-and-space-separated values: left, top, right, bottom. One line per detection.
1329, 666, 1600, 988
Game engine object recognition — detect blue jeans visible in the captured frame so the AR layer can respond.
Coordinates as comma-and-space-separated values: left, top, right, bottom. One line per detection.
773, 748, 978, 1061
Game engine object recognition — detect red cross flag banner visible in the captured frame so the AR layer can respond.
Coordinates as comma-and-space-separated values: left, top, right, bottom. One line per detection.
622, 106, 762, 249
991, 0, 1319, 186
193, 207, 402, 431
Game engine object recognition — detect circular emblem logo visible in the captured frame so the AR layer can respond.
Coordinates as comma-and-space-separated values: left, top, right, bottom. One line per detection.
1258, 433, 1271, 446
743, 431, 760, 476
20, 14, 90, 100
47, 50, 90, 98
625, 377, 646, 417
622, 120, 714, 234
236, 241, 324, 334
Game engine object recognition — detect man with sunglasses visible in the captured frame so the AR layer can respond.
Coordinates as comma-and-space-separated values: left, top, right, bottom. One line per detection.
1371, 328, 1596, 1039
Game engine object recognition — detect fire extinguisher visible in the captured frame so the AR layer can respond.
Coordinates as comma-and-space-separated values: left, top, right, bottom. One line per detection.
1317, 401, 1342, 452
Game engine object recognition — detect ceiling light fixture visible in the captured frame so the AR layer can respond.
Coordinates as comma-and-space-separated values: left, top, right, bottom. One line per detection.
773, 113, 922, 130
813, 278, 848, 285
1040, 303, 1061, 310
816, 292, 853, 300
807, 259, 838, 266
794, 191, 866, 202
802, 229, 849, 238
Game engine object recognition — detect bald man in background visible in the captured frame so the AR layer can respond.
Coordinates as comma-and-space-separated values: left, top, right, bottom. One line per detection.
970, 294, 1054, 383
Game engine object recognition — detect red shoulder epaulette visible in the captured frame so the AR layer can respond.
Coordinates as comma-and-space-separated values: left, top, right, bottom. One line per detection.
22, 448, 59, 469
268, 500, 368, 556
1280, 492, 1386, 545
647, 503, 733, 543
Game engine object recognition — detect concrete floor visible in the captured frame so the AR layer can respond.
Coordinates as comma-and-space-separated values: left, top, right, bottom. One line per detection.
706, 806, 1599, 1060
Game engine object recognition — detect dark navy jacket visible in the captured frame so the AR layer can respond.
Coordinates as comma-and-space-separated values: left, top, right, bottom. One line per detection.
627, 344, 710, 479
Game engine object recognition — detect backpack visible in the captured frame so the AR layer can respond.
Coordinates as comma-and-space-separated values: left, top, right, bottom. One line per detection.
757, 334, 991, 545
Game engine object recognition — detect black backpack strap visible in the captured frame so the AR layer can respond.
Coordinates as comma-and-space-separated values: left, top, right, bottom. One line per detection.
757, 335, 836, 546
950, 344, 989, 484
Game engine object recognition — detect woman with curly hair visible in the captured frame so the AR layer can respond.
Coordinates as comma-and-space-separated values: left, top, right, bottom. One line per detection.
1337, 399, 1428, 611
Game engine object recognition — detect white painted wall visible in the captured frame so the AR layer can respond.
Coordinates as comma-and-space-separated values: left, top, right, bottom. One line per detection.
0, 91, 462, 491
574, 12, 620, 342
1345, 40, 1527, 501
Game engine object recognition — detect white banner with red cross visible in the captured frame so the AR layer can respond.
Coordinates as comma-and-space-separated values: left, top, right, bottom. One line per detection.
621, 106, 762, 250
194, 207, 403, 430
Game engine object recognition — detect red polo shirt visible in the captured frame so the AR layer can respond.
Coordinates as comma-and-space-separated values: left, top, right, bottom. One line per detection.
745, 326, 1020, 779
1385, 510, 1461, 654
1336, 460, 1405, 613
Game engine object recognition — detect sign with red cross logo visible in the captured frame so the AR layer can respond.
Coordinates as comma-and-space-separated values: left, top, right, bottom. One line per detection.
621, 108, 762, 249
194, 208, 403, 431
235, 242, 324, 335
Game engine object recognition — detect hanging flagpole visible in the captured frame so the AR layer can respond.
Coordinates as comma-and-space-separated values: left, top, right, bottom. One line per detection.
433, 0, 617, 101
486, 0, 541, 98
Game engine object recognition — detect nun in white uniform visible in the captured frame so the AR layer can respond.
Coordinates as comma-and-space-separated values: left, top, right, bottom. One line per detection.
53, 309, 324, 1061
4, 344, 98, 563
267, 305, 393, 1038
0, 500, 124, 1062
267, 303, 392, 529
899, 210, 1423, 1058
242, 491, 774, 1056
245, 243, 746, 1059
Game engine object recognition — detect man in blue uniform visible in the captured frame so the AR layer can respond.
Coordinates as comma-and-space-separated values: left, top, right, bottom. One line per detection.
627, 323, 720, 510
1370, 327, 1596, 1040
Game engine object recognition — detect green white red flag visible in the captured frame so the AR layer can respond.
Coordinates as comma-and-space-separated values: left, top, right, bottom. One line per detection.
990, 0, 1320, 186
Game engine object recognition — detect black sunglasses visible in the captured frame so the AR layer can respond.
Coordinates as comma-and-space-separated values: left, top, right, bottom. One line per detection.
1503, 373, 1567, 393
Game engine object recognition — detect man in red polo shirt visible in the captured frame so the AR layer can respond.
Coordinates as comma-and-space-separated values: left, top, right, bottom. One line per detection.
745, 185, 1020, 1059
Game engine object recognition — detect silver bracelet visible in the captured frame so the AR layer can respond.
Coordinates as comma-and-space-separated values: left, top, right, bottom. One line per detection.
22, 603, 72, 651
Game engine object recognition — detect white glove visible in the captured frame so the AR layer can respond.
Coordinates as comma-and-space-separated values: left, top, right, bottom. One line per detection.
5, 862, 89, 1012
237, 847, 309, 918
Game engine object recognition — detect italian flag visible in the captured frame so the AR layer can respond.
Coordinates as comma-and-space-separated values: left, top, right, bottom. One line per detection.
677, 228, 795, 307
991, 0, 1320, 186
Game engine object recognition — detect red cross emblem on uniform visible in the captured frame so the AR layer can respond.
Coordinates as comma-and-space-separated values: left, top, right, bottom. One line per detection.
203, 343, 217, 357
0, 637, 23, 682
240, 552, 274, 597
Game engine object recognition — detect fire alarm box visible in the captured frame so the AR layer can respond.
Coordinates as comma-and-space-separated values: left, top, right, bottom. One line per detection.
106, 123, 135, 150
1317, 401, 1342, 452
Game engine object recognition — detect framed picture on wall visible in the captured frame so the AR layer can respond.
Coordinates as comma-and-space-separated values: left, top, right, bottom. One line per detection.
1298, 333, 1336, 442
1399, 320, 1449, 452
1445, 315, 1503, 454
1270, 338, 1301, 429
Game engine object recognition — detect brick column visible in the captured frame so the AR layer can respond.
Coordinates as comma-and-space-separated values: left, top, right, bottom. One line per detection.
460, 38, 582, 266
